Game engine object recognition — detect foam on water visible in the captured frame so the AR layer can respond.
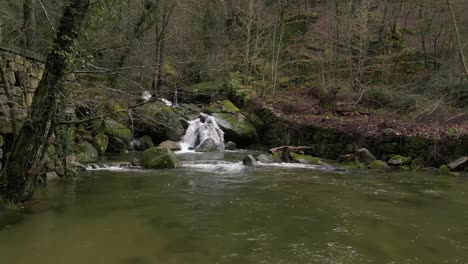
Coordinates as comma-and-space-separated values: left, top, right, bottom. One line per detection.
179, 114, 224, 151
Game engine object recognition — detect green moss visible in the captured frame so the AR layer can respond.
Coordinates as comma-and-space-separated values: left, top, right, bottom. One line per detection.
104, 118, 132, 142
222, 100, 240, 113
141, 147, 180, 169
93, 133, 109, 155
369, 160, 388, 169
439, 165, 450, 174
291, 153, 327, 165
388, 155, 412, 166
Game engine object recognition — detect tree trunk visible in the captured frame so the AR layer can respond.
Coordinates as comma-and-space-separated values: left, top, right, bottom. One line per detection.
447, 0, 468, 79
23, 0, 37, 50
0, 0, 91, 203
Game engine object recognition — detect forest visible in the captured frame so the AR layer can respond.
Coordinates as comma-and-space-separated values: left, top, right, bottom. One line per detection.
0, 0, 468, 263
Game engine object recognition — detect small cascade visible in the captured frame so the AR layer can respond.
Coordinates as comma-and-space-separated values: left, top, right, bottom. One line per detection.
179, 113, 224, 151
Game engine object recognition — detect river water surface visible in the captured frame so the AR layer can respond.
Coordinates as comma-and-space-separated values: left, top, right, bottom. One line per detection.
1, 152, 468, 264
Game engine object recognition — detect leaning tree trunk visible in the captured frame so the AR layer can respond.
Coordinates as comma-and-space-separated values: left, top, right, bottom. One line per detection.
0, 0, 90, 203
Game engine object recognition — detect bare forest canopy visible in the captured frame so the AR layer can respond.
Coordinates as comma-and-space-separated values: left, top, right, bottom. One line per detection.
0, 0, 467, 116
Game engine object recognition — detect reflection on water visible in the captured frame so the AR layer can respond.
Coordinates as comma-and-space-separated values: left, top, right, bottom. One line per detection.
1, 153, 468, 264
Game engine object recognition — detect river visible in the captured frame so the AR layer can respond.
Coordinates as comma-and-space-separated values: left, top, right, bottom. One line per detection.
0, 151, 467, 263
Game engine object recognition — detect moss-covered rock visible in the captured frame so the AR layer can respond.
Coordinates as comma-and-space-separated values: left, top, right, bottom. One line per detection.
103, 118, 132, 153
134, 102, 184, 144
93, 133, 109, 155
439, 165, 450, 174
356, 148, 376, 164
75, 141, 99, 163
139, 135, 155, 150
388, 155, 412, 167
206, 100, 240, 114
212, 112, 257, 147
180, 82, 224, 103
141, 147, 180, 169
369, 160, 388, 169
291, 153, 327, 165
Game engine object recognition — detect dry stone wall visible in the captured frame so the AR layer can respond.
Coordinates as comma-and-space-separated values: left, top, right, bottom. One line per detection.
0, 46, 45, 134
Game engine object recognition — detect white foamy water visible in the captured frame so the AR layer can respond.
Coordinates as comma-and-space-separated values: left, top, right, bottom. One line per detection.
179, 114, 224, 151
86, 165, 145, 172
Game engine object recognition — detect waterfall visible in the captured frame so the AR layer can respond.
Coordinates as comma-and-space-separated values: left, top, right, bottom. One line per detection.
179, 113, 224, 151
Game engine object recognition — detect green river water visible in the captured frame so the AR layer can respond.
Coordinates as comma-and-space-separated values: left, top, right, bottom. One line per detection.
0, 151, 468, 264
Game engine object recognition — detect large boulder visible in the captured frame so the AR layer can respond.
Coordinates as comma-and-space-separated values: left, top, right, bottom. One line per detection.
141, 147, 180, 169
93, 133, 109, 155
448, 156, 468, 172
139, 135, 155, 150
212, 113, 257, 147
387, 155, 411, 167
225, 141, 237, 150
134, 102, 184, 143
195, 138, 220, 152
158, 140, 181, 151
75, 141, 99, 163
101, 118, 132, 153
243, 155, 258, 166
356, 148, 376, 164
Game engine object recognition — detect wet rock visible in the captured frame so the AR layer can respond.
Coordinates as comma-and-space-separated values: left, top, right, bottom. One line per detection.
243, 155, 258, 166
93, 133, 109, 155
291, 153, 326, 165
387, 155, 411, 167
369, 160, 388, 169
141, 147, 180, 169
212, 112, 257, 147
195, 138, 219, 152
71, 162, 87, 172
41, 171, 59, 182
356, 148, 376, 164
131, 158, 142, 167
225, 141, 237, 150
256, 154, 275, 164
75, 141, 99, 163
103, 118, 132, 153
448, 156, 468, 172
139, 135, 155, 151
158, 140, 181, 151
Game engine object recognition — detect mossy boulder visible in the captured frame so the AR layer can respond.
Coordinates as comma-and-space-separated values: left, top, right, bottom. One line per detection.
369, 160, 388, 169
139, 135, 155, 150
356, 148, 376, 165
439, 165, 451, 174
102, 118, 132, 153
158, 140, 181, 151
291, 153, 327, 165
180, 82, 224, 103
195, 138, 220, 152
93, 133, 109, 155
75, 141, 99, 163
141, 147, 180, 169
388, 155, 412, 167
206, 100, 240, 114
212, 112, 257, 147
134, 102, 184, 144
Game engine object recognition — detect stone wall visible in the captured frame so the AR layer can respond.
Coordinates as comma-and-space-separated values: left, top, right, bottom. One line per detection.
0, 46, 45, 134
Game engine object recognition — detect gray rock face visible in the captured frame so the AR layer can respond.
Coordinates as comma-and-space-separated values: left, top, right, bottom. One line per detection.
356, 148, 376, 164
448, 156, 468, 172
243, 155, 258, 166
195, 138, 219, 152
257, 154, 274, 164
225, 141, 237, 150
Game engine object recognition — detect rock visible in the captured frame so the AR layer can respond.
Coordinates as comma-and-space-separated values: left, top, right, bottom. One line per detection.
225, 141, 237, 150
134, 102, 184, 143
71, 162, 87, 172
103, 118, 132, 153
158, 140, 181, 151
180, 118, 190, 129
199, 112, 209, 122
42, 171, 60, 182
339, 154, 358, 163
356, 148, 376, 164
291, 153, 326, 165
369, 160, 388, 169
212, 112, 257, 147
0, 161, 2, 171
75, 141, 99, 163
448, 156, 468, 172
131, 158, 142, 167
387, 155, 411, 167
141, 147, 180, 169
93, 133, 109, 155
0, 148, 3, 159
0, 135, 4, 147
439, 165, 450, 174
243, 155, 258, 166
257, 154, 275, 164
139, 135, 155, 150
206, 100, 240, 114
195, 138, 220, 152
